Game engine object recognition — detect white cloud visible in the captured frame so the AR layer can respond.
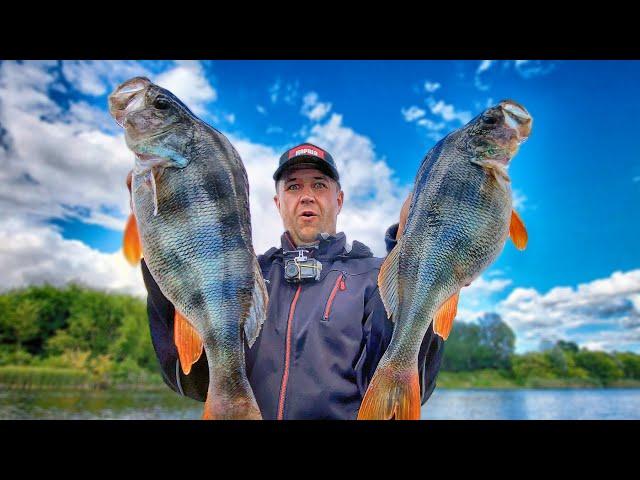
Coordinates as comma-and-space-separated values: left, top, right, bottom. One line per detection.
269, 79, 299, 106
424, 81, 441, 93
512, 188, 527, 211
61, 60, 150, 97
300, 91, 332, 121
0, 61, 134, 233
426, 97, 472, 125
154, 61, 217, 115
497, 269, 640, 352
306, 113, 409, 256
474, 60, 494, 91
632, 176, 640, 183
514, 60, 556, 79
0, 217, 145, 297
256, 105, 267, 115
401, 105, 426, 122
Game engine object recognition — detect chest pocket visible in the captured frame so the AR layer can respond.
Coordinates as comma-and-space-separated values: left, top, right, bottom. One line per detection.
321, 272, 347, 322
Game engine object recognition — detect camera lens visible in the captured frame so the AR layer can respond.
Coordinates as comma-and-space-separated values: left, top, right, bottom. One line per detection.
285, 263, 299, 279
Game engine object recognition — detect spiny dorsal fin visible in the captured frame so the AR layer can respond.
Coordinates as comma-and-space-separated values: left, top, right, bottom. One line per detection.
378, 238, 403, 322
509, 209, 528, 250
433, 292, 459, 340
174, 309, 203, 375
123, 213, 143, 265
244, 256, 269, 348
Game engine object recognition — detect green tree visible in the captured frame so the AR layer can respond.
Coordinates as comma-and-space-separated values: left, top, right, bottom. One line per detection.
614, 352, 640, 379
575, 350, 624, 385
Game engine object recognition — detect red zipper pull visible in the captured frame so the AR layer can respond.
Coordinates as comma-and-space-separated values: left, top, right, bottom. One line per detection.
339, 275, 346, 290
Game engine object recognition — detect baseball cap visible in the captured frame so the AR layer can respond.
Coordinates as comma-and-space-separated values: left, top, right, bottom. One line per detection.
273, 143, 339, 183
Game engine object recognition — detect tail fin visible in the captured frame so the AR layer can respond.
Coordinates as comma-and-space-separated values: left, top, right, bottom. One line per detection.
357, 363, 421, 420
202, 392, 262, 420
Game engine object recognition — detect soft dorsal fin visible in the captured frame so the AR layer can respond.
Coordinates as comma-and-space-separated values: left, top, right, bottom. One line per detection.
123, 213, 143, 265
397, 193, 413, 239
509, 209, 528, 250
244, 256, 269, 348
433, 292, 459, 340
378, 238, 402, 322
174, 309, 203, 375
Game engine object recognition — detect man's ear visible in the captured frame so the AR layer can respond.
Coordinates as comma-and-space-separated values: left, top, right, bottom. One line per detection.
273, 194, 280, 211
336, 190, 344, 215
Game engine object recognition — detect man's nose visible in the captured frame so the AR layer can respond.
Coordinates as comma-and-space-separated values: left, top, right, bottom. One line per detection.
300, 192, 315, 204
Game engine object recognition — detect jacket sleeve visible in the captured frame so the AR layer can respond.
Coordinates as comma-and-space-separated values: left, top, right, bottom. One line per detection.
357, 224, 446, 405
140, 259, 209, 402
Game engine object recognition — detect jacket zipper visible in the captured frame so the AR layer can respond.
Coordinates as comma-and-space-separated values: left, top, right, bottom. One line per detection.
323, 273, 346, 321
277, 284, 302, 420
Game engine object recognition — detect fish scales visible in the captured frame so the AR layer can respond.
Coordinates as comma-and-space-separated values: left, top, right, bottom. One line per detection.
110, 77, 266, 419
358, 100, 532, 419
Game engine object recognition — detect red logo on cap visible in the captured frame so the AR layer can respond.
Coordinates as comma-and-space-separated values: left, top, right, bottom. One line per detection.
288, 144, 325, 160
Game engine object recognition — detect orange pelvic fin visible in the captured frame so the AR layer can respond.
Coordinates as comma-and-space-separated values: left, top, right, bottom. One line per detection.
509, 209, 528, 250
357, 364, 420, 420
173, 309, 203, 375
397, 193, 413, 239
123, 213, 143, 265
433, 292, 459, 340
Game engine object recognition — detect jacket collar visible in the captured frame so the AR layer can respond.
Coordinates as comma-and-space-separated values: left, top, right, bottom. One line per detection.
263, 231, 373, 261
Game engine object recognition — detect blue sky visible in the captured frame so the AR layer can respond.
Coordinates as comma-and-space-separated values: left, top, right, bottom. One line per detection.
1, 60, 638, 353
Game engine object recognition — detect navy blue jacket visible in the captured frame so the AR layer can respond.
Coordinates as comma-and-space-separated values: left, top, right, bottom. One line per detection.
141, 224, 445, 419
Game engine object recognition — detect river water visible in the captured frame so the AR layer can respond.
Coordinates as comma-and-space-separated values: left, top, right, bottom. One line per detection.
1, 388, 638, 420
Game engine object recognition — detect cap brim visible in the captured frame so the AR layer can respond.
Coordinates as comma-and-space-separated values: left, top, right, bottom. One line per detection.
273, 155, 339, 182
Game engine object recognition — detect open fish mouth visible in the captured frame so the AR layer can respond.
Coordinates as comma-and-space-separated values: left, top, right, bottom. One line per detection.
108, 77, 151, 127
499, 100, 532, 142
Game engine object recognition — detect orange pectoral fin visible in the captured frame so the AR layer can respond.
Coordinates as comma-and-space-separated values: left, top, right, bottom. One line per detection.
433, 292, 459, 340
396, 193, 413, 239
174, 310, 204, 375
509, 209, 528, 250
123, 213, 143, 265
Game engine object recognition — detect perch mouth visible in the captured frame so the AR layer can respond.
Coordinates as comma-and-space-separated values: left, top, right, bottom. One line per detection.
108, 77, 152, 127
499, 99, 532, 142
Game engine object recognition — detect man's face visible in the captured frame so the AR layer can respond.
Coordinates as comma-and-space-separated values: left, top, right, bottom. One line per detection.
274, 167, 344, 246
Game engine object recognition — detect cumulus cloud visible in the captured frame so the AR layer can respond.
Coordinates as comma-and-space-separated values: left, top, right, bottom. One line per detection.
269, 79, 299, 105
426, 97, 472, 125
306, 113, 409, 256
474, 60, 494, 91
61, 60, 151, 97
474, 60, 556, 91
424, 81, 441, 93
512, 188, 527, 211
497, 269, 640, 352
401, 105, 426, 122
154, 61, 217, 115
514, 60, 556, 79
0, 217, 145, 297
300, 91, 332, 121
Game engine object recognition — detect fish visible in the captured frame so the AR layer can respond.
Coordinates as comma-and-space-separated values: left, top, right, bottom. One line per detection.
358, 99, 531, 420
109, 77, 267, 420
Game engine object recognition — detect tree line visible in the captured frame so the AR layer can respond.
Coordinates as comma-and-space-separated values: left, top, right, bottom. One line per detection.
1, 285, 639, 388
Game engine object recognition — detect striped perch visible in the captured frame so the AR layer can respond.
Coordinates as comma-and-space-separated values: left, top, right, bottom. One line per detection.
109, 77, 267, 420
358, 100, 531, 420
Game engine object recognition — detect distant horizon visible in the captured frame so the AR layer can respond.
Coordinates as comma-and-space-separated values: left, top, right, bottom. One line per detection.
0, 60, 638, 354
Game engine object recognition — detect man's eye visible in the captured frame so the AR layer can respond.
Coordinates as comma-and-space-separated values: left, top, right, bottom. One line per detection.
287, 184, 300, 191
314, 183, 327, 189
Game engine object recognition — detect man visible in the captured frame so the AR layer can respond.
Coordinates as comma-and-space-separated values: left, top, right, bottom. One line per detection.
136, 142, 444, 419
